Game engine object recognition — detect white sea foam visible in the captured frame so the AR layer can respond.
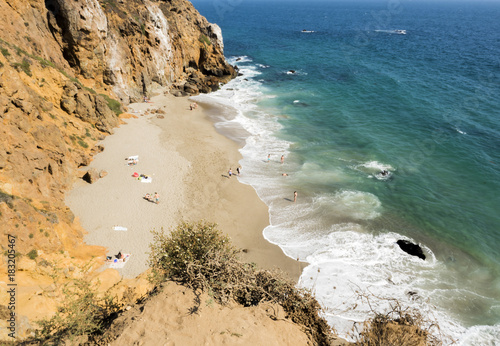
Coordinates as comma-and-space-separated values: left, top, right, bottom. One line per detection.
285, 69, 307, 75
191, 57, 499, 345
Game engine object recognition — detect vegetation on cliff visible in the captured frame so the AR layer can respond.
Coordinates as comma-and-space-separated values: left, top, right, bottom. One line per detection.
149, 221, 336, 345
0, 0, 237, 339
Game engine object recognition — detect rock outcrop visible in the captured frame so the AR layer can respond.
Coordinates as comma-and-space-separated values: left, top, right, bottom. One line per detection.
397, 240, 426, 260
44, 0, 236, 103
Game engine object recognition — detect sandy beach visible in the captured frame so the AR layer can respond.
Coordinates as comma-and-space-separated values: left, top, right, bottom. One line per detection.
65, 91, 305, 281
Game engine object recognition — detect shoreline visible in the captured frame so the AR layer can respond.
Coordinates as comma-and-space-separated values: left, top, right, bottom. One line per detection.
65, 91, 305, 281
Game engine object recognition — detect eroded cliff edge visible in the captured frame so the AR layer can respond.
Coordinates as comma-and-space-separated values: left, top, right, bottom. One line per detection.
0, 0, 235, 339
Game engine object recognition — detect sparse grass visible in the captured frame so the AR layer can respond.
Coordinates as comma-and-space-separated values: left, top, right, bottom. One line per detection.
1, 47, 10, 57
199, 34, 211, 46
44, 231, 50, 237
99, 93, 122, 116
149, 221, 334, 345
84, 86, 97, 95
12, 58, 32, 76
78, 139, 89, 148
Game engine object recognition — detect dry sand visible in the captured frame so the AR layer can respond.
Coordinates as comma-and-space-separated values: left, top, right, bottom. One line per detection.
65, 92, 305, 280
107, 281, 312, 346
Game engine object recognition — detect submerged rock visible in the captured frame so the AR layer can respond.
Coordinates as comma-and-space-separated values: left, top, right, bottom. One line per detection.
397, 240, 426, 260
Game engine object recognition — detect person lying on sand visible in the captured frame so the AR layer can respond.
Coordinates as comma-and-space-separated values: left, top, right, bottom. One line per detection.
144, 193, 151, 201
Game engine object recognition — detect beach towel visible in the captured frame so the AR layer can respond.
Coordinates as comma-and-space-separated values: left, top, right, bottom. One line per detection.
127, 155, 139, 161
113, 226, 127, 231
140, 177, 152, 183
109, 254, 131, 268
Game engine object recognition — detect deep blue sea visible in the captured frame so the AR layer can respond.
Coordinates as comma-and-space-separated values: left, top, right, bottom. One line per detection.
190, 0, 500, 343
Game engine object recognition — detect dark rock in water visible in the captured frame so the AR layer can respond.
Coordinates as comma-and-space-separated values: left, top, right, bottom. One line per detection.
236, 58, 242, 61
237, 72, 243, 76
397, 240, 425, 260
288, 70, 296, 74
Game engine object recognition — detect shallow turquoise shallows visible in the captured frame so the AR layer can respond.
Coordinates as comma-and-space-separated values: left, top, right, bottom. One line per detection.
191, 0, 500, 343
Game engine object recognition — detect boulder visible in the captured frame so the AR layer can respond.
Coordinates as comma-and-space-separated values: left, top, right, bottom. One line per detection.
397, 240, 426, 260
82, 168, 100, 184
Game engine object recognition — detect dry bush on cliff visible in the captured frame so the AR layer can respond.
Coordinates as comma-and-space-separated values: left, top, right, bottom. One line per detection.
350, 291, 445, 346
26, 278, 120, 345
149, 221, 335, 345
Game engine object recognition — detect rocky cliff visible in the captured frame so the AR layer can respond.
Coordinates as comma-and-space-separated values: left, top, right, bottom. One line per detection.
0, 0, 235, 339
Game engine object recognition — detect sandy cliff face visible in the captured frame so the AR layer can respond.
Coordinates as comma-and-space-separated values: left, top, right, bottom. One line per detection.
0, 0, 235, 339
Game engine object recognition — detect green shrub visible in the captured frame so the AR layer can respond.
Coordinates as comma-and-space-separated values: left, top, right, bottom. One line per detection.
27, 249, 38, 260
1, 47, 10, 57
0, 190, 14, 204
99, 94, 122, 116
149, 221, 335, 345
77, 139, 89, 148
149, 221, 237, 285
29, 233, 34, 239
199, 34, 212, 46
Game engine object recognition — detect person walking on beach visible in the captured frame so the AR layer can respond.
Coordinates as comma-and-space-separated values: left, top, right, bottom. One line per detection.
267, 154, 271, 162
237, 166, 241, 175
228, 168, 233, 178
154, 192, 159, 204
281, 155, 285, 164
294, 191, 297, 202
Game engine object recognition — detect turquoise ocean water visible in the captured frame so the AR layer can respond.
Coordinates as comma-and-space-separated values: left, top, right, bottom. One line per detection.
191, 0, 500, 343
